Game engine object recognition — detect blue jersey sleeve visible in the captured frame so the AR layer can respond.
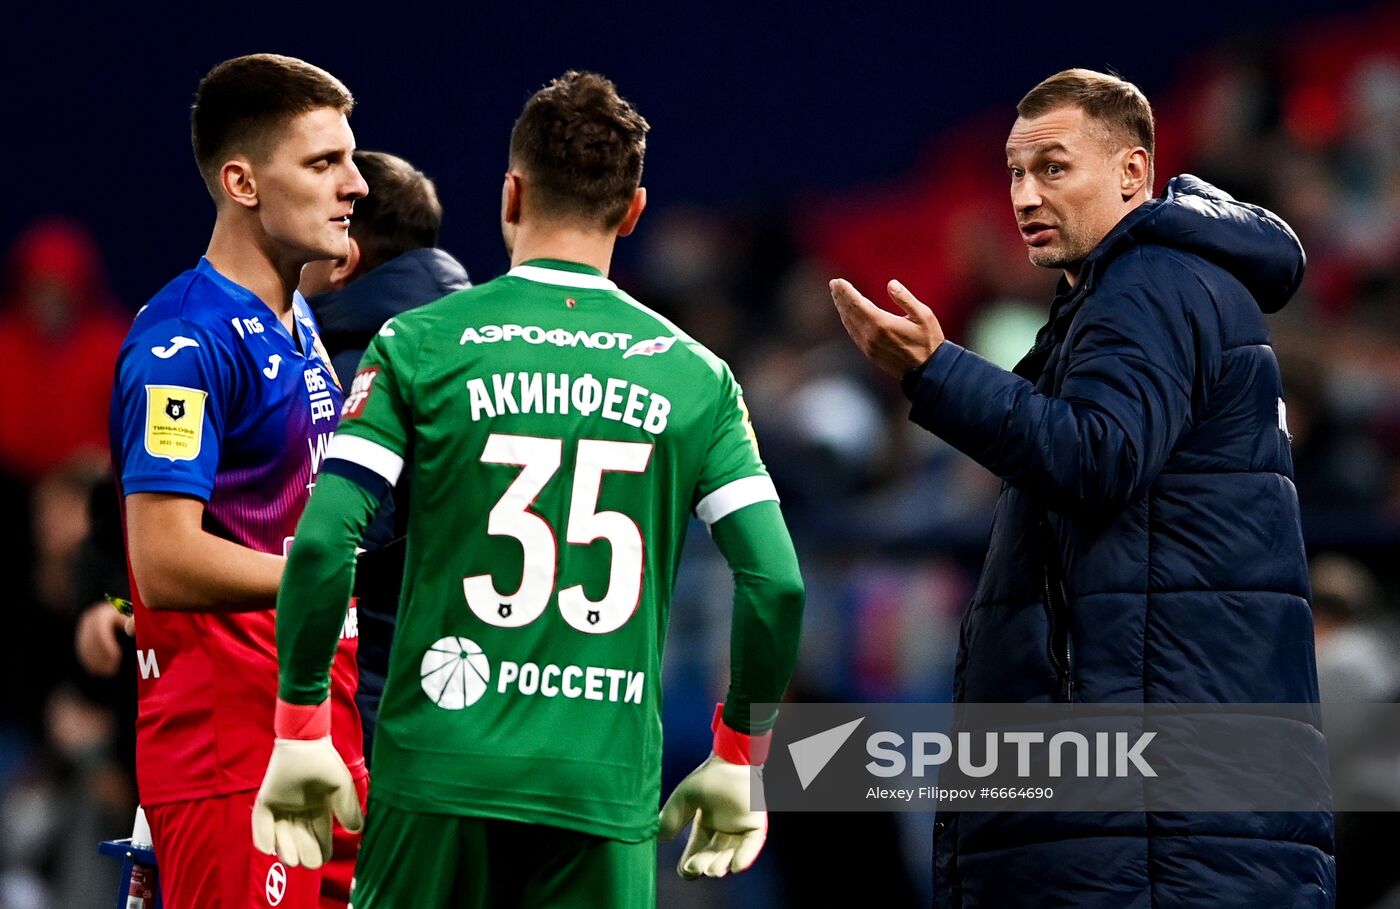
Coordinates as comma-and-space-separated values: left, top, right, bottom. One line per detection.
114, 319, 232, 501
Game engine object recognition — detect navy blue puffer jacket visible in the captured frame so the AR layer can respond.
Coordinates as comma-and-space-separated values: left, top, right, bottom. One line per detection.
908, 176, 1334, 908
308, 247, 470, 763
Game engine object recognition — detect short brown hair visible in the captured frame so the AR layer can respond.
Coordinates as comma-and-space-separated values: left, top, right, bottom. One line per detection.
350, 150, 443, 272
191, 53, 354, 194
509, 71, 649, 229
1018, 68, 1155, 159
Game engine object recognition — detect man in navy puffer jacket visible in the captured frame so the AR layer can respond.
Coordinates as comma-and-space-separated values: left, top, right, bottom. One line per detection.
300, 150, 470, 765
831, 69, 1333, 907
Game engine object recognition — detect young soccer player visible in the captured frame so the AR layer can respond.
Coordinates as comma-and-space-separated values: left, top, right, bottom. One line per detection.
253, 71, 806, 907
110, 53, 368, 908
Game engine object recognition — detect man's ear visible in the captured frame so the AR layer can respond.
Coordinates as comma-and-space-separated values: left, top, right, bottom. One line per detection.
502, 172, 523, 225
1121, 147, 1150, 201
219, 158, 259, 210
329, 237, 362, 288
616, 186, 647, 237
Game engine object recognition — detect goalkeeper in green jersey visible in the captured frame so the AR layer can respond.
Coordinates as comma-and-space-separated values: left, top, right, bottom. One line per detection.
251, 70, 806, 908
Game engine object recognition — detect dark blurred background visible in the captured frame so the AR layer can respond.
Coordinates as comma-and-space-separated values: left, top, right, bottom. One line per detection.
3, 2, 1399, 906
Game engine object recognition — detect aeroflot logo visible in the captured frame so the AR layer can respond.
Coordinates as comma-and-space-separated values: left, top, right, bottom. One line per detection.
459, 324, 634, 352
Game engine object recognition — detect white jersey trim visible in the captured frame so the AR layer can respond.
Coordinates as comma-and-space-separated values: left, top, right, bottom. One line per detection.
326, 433, 404, 487
507, 264, 619, 291
695, 475, 780, 525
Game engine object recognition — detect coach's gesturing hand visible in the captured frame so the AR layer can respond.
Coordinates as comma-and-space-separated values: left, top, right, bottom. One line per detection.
252, 700, 364, 870
830, 277, 945, 378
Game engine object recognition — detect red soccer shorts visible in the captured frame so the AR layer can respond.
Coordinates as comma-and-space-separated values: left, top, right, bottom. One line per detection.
146, 772, 368, 909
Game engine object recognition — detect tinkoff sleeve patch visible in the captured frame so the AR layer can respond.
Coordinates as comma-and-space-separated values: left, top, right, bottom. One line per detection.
145, 385, 208, 461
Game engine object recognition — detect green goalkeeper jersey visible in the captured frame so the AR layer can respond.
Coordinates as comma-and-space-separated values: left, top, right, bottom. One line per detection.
315, 259, 778, 839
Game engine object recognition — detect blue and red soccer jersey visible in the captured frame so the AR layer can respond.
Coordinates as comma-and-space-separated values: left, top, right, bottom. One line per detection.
110, 257, 362, 807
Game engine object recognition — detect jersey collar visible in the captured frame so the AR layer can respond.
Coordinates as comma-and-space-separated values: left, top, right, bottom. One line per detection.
507, 259, 618, 291
197, 256, 264, 310
197, 257, 312, 356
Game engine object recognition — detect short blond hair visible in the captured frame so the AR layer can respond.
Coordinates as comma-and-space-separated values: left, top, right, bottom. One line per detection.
1019, 68, 1154, 157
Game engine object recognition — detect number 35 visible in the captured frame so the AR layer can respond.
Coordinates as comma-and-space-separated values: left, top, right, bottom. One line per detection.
463, 433, 651, 634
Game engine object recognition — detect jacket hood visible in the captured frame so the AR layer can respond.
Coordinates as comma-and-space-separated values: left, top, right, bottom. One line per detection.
1088, 175, 1305, 314
309, 247, 470, 335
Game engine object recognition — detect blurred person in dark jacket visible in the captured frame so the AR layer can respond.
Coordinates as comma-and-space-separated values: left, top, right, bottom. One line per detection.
299, 150, 469, 384
831, 69, 1331, 907
299, 149, 470, 762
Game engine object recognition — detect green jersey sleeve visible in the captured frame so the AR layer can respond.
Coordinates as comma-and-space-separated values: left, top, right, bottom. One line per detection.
693, 363, 778, 525
711, 499, 805, 734
324, 321, 414, 492
689, 360, 803, 735
278, 471, 380, 706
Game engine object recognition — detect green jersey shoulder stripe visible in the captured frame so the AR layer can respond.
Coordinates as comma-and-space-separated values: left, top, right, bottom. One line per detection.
325, 433, 404, 485
695, 475, 779, 525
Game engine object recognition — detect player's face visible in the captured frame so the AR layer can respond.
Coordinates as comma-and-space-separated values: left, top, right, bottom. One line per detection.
255, 108, 368, 265
1006, 106, 1131, 280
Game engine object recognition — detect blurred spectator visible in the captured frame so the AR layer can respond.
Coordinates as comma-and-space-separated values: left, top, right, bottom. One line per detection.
0, 218, 127, 482
1312, 553, 1400, 703
5, 462, 108, 738
0, 462, 131, 909
0, 218, 132, 908
1312, 554, 1400, 909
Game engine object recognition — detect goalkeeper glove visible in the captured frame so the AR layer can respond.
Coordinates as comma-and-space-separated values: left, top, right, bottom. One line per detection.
658, 703, 771, 879
251, 699, 363, 870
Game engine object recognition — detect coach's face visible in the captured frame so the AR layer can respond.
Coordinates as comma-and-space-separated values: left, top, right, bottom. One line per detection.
1007, 105, 1143, 283
255, 107, 368, 265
